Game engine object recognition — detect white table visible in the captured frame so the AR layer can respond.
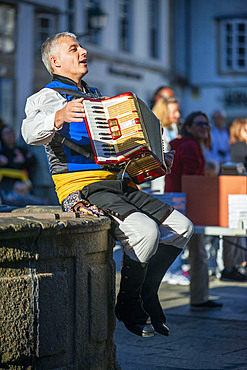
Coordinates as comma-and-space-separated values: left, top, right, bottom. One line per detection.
194, 225, 247, 237
194, 225, 247, 273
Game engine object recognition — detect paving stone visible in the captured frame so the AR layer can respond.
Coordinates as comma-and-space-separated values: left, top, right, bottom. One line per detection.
114, 273, 247, 370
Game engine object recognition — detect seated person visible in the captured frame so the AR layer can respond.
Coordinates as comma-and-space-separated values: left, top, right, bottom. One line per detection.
0, 125, 43, 206
21, 32, 194, 338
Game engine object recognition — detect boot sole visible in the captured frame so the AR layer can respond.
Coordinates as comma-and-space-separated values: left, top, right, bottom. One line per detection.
126, 324, 155, 338
117, 317, 155, 337
142, 330, 155, 338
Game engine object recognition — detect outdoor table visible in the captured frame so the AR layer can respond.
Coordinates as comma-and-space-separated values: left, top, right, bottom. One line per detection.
194, 225, 247, 274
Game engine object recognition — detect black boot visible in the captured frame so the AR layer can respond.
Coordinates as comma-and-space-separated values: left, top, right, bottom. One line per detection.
115, 254, 155, 337
141, 244, 181, 336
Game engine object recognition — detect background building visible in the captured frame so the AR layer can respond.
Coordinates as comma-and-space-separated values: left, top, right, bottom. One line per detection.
0, 0, 172, 129
172, 0, 247, 125
0, 0, 172, 202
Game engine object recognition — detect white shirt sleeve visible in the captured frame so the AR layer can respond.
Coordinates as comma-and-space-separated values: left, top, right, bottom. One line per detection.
21, 88, 67, 146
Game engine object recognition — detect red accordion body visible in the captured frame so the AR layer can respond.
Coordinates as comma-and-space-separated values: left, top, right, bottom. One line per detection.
83, 92, 167, 184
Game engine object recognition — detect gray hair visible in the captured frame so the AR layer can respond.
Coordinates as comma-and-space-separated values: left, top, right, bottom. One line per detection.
41, 32, 77, 74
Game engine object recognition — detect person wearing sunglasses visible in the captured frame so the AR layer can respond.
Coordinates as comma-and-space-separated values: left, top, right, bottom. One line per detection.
165, 111, 211, 192
165, 111, 223, 311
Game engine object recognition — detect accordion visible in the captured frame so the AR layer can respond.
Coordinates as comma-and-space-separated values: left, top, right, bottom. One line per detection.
83, 92, 167, 184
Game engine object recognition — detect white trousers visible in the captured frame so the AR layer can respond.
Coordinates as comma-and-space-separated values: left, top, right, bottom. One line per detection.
112, 209, 194, 263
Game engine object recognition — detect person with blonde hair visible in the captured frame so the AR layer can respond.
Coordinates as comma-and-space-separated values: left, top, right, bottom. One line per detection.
150, 89, 178, 195
229, 118, 247, 169
152, 97, 180, 152
151, 93, 188, 285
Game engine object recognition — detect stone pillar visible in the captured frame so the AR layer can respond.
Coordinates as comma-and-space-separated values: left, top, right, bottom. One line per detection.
0, 207, 120, 369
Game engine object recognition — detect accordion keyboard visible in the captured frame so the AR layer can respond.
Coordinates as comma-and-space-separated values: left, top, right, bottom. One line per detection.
83, 100, 117, 162
83, 97, 146, 163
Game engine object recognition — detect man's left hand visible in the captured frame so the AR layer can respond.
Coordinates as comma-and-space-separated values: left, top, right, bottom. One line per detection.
74, 200, 105, 217
164, 150, 175, 174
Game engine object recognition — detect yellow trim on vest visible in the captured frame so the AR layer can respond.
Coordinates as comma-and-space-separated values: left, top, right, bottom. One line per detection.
52, 170, 119, 203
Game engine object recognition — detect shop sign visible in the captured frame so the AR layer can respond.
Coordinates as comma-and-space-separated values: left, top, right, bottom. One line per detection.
108, 65, 142, 80
224, 87, 247, 108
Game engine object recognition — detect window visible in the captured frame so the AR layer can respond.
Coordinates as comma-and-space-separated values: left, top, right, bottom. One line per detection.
87, 0, 102, 45
119, 0, 132, 52
220, 18, 247, 72
149, 0, 160, 59
0, 4, 15, 53
0, 78, 14, 126
36, 13, 57, 55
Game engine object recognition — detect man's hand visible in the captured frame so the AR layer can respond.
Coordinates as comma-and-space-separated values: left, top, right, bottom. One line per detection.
73, 200, 104, 218
164, 150, 175, 174
55, 98, 85, 128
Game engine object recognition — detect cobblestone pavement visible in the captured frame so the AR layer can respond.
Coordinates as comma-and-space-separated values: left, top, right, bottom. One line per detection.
114, 273, 247, 370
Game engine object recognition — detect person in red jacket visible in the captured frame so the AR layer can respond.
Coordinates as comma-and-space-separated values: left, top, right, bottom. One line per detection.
165, 111, 223, 310
165, 111, 210, 192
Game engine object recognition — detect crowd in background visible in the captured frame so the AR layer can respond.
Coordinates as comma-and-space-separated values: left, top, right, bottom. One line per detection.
150, 86, 247, 291
0, 118, 43, 208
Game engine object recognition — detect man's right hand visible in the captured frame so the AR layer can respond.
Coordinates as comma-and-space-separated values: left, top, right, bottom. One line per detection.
54, 98, 85, 128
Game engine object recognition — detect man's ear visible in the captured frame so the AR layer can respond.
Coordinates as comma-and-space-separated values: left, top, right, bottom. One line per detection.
50, 56, 61, 70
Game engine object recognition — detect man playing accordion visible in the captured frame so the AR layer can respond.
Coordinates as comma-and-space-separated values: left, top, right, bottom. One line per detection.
22, 32, 193, 338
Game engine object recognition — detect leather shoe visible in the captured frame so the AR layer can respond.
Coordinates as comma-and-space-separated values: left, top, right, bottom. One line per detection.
151, 320, 170, 336
123, 320, 155, 337
115, 303, 155, 338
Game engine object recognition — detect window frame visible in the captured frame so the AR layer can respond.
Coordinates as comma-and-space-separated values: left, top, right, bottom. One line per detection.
0, 3, 16, 54
35, 12, 57, 57
219, 17, 247, 73
149, 0, 161, 59
119, 0, 133, 53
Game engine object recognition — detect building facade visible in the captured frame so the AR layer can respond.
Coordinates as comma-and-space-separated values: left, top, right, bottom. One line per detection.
172, 0, 247, 124
0, 0, 172, 201
0, 0, 172, 130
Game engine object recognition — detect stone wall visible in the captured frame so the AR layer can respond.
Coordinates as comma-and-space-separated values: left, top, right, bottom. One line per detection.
0, 207, 120, 369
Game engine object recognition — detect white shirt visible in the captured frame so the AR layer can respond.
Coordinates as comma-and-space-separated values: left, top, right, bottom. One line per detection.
162, 123, 178, 152
204, 126, 230, 164
22, 88, 66, 146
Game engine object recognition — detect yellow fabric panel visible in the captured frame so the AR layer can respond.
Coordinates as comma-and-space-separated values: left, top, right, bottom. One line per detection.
52, 170, 119, 203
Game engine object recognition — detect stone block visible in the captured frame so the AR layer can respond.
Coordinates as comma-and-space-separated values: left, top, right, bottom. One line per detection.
0, 207, 120, 369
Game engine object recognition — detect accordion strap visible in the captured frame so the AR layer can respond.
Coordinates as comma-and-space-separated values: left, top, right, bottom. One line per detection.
54, 132, 95, 161
54, 132, 120, 172
52, 86, 96, 161
52, 87, 102, 99
51, 86, 121, 172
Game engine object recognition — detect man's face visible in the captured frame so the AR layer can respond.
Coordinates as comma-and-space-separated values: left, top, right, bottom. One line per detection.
52, 36, 88, 83
212, 111, 226, 129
